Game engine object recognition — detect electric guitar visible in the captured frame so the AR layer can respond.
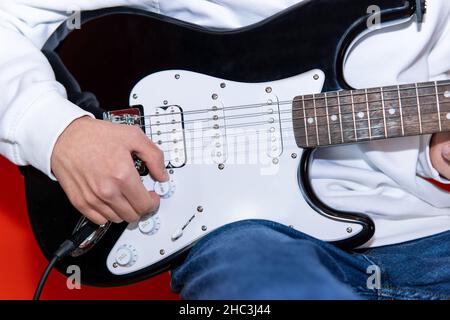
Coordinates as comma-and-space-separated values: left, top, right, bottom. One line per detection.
23, 0, 442, 287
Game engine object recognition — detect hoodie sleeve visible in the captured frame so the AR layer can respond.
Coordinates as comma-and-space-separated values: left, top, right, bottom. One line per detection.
0, 0, 160, 179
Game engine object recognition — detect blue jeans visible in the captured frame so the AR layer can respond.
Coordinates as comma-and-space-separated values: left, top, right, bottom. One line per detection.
171, 220, 450, 300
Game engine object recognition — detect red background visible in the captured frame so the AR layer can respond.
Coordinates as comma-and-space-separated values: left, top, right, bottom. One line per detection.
0, 156, 178, 300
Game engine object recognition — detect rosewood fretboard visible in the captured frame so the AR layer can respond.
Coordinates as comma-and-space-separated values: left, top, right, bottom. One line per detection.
293, 81, 450, 148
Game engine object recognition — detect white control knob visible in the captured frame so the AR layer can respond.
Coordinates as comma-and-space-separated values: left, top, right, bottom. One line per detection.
138, 215, 160, 235
115, 245, 137, 267
154, 180, 175, 199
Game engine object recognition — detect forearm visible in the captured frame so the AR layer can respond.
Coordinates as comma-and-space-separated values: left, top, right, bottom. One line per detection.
0, 1, 144, 177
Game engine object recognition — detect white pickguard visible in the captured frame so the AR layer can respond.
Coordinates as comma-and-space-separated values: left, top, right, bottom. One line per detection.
106, 70, 363, 275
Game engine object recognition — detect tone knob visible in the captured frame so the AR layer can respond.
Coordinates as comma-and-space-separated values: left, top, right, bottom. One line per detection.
115, 245, 137, 267
138, 215, 160, 235
153, 180, 175, 199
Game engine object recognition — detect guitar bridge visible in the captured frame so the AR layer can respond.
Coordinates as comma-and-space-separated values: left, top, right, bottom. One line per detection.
103, 107, 149, 176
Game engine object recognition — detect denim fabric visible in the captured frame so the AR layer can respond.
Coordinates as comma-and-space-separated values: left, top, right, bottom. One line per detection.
171, 220, 450, 300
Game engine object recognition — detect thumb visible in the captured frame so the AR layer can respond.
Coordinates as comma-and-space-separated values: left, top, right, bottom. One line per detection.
442, 145, 450, 161
132, 134, 169, 182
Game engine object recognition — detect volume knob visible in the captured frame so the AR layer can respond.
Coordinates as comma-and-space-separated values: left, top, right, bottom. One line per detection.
115, 245, 137, 267
138, 215, 160, 235
154, 180, 175, 199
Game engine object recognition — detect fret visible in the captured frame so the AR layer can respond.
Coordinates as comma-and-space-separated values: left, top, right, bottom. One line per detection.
324, 93, 332, 144
416, 82, 440, 134
437, 81, 450, 132
398, 84, 421, 136
303, 94, 319, 147
397, 85, 405, 136
381, 85, 403, 138
415, 83, 423, 134
337, 90, 356, 143
351, 89, 371, 141
350, 91, 358, 141
314, 92, 332, 145
312, 94, 320, 145
301, 95, 309, 147
365, 89, 372, 139
380, 87, 388, 138
435, 81, 442, 131
366, 88, 385, 140
325, 91, 344, 145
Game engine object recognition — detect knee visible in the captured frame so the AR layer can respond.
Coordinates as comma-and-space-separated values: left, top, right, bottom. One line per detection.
171, 220, 325, 299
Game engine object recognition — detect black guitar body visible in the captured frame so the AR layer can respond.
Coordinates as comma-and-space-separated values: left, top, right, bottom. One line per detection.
23, 0, 421, 286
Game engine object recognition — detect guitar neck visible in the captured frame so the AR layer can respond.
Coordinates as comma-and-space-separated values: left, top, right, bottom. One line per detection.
293, 80, 450, 148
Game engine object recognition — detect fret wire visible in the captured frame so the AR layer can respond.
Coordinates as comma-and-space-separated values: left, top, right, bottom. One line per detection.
415, 83, 423, 134
301, 95, 309, 147
435, 81, 442, 131
350, 90, 358, 141
337, 91, 344, 143
324, 92, 332, 144
365, 89, 372, 140
380, 87, 388, 138
397, 85, 405, 136
313, 93, 320, 146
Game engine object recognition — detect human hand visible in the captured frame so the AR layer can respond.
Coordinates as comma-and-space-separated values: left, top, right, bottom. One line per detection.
51, 116, 168, 225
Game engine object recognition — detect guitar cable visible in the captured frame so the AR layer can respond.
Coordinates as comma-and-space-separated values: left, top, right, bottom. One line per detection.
33, 221, 100, 300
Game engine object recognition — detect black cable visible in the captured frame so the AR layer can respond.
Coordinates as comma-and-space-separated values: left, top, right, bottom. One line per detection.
33, 221, 100, 300
33, 255, 58, 300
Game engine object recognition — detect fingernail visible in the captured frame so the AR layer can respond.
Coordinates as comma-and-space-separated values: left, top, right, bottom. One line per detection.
442, 146, 450, 160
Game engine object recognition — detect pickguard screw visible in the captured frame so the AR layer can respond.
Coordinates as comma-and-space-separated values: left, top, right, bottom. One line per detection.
289, 225, 294, 228
197, 206, 204, 213
175, 74, 180, 79
220, 83, 226, 88
201, 225, 207, 231
313, 74, 320, 80
218, 163, 225, 170
346, 227, 353, 233
160, 249, 165, 255
212, 93, 218, 100
265, 87, 272, 93
112, 263, 118, 268
291, 153, 298, 159
169, 169, 174, 174
163, 100, 168, 105
272, 158, 279, 165
132, 94, 138, 99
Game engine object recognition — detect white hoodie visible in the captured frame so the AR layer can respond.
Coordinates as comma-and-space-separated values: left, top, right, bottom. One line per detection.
0, 0, 450, 247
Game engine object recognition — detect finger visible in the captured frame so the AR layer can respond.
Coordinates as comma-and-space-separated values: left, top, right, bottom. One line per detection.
83, 209, 109, 226
90, 197, 124, 224
121, 168, 160, 215
131, 133, 169, 182
105, 194, 140, 223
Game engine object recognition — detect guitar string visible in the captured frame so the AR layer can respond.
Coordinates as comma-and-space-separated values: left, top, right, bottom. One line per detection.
139, 100, 448, 138
135, 91, 449, 130
153, 110, 445, 159
125, 81, 450, 121
157, 116, 441, 163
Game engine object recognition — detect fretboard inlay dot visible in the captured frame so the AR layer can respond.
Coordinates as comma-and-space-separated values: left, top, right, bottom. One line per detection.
445, 91, 450, 98
307, 118, 314, 124
330, 115, 338, 122
357, 112, 365, 119
446, 113, 450, 120
389, 108, 396, 115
